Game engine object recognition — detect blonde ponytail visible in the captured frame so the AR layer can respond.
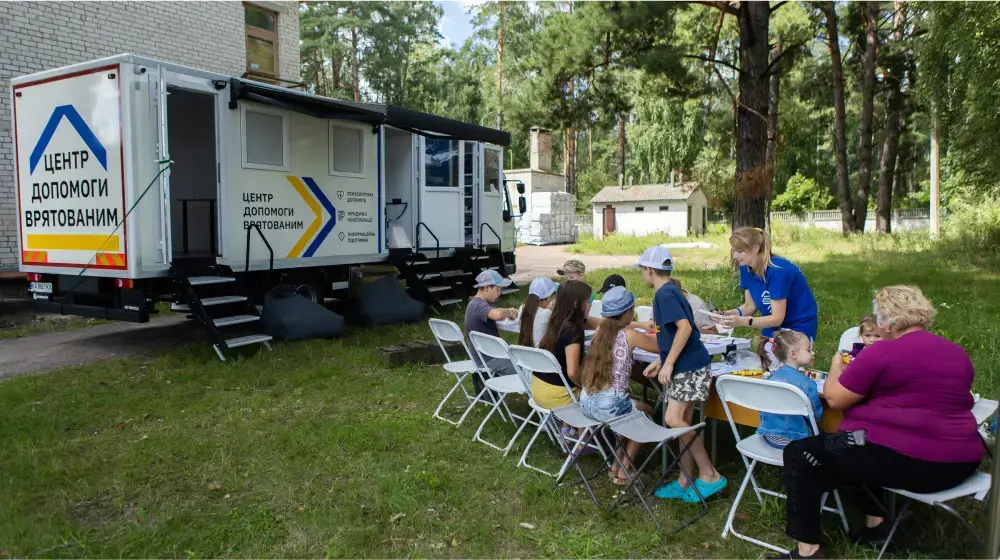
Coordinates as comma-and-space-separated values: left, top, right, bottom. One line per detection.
730, 226, 774, 280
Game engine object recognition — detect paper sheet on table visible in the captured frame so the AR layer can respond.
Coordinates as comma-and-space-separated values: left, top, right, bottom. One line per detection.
697, 309, 732, 334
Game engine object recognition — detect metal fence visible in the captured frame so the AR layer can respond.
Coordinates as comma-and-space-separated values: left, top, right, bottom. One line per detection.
711, 208, 933, 227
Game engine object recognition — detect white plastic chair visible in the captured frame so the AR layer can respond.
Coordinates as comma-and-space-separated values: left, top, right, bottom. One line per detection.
873, 398, 998, 559
715, 375, 849, 555
468, 332, 538, 455
838, 326, 861, 352
589, 299, 603, 319
428, 319, 485, 426
508, 345, 600, 477
603, 411, 710, 532
635, 305, 652, 323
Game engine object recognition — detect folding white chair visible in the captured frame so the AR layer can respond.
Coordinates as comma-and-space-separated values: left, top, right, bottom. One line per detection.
428, 319, 493, 427
604, 411, 710, 532
877, 473, 992, 559
509, 345, 601, 477
469, 332, 538, 454
838, 326, 861, 352
635, 305, 653, 323
716, 375, 849, 554
549, 402, 612, 505
872, 398, 998, 559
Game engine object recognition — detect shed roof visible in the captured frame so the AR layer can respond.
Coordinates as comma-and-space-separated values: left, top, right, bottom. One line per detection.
591, 183, 700, 204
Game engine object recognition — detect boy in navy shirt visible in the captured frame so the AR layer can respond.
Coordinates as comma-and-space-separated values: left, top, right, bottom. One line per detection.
636, 246, 727, 502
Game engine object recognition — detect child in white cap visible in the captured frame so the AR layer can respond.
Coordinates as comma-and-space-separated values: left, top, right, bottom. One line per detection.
580, 286, 660, 485
635, 246, 727, 502
518, 277, 558, 347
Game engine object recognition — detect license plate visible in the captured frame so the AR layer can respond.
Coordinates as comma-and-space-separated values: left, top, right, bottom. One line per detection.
30, 282, 52, 294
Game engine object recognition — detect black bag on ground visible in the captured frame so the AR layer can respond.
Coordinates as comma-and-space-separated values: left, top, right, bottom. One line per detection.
260, 285, 345, 341
356, 273, 426, 326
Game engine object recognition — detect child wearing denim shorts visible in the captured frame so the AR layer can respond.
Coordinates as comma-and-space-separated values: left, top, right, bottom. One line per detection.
580, 287, 660, 485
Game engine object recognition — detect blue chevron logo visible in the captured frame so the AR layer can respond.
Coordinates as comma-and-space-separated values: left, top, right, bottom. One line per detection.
28, 105, 108, 174
302, 176, 337, 257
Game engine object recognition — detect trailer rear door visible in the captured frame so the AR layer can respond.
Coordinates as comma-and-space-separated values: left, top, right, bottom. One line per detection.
13, 64, 129, 274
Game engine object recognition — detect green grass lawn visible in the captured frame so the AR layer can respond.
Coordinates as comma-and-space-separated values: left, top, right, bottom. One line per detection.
0, 233, 996, 558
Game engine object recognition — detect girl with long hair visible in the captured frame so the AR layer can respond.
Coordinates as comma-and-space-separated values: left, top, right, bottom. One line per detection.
532, 280, 592, 410
579, 286, 659, 485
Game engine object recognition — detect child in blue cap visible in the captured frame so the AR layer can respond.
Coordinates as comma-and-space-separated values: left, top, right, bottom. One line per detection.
580, 286, 660, 485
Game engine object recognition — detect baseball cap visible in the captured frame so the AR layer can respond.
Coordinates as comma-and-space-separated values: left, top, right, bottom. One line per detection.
632, 246, 674, 271
474, 269, 513, 288
597, 274, 626, 294
556, 259, 586, 276
600, 286, 636, 317
528, 277, 558, 299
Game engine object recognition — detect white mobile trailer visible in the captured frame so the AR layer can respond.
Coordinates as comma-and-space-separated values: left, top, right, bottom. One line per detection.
12, 54, 519, 351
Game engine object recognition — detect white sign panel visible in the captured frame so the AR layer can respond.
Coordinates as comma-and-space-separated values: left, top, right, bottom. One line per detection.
14, 64, 127, 270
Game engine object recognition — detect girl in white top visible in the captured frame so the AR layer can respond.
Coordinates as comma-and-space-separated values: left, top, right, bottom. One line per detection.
518, 277, 559, 347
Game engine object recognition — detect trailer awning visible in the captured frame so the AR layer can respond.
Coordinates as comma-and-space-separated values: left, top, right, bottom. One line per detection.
230, 79, 510, 146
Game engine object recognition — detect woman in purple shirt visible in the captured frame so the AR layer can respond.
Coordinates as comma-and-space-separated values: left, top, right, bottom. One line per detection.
775, 286, 983, 559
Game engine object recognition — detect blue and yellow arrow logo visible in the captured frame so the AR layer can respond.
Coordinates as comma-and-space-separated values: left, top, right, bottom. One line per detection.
285, 176, 337, 258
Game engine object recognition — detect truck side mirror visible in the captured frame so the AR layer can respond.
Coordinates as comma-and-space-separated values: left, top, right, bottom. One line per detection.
516, 183, 525, 194
503, 209, 512, 222
518, 196, 527, 214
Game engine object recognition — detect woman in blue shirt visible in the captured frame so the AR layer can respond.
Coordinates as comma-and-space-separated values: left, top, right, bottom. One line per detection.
717, 227, 818, 340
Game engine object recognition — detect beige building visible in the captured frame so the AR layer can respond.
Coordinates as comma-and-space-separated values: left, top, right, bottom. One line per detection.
0, 1, 301, 269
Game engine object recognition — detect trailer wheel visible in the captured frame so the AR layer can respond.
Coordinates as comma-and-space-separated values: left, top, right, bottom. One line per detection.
294, 283, 319, 303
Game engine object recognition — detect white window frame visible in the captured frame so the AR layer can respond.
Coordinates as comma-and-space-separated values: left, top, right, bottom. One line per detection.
240, 104, 291, 172
328, 121, 368, 179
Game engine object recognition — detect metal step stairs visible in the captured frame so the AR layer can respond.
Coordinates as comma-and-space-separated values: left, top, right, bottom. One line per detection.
465, 245, 520, 297
171, 263, 273, 361
389, 249, 473, 314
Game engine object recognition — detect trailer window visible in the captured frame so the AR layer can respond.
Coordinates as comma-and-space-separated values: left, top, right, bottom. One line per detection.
425, 139, 459, 188
329, 124, 364, 177
241, 106, 290, 171
245, 3, 278, 79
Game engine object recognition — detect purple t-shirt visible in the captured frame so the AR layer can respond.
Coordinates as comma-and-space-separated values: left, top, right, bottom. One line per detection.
838, 330, 982, 463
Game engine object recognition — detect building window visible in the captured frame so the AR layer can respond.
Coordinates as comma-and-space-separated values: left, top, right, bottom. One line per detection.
241, 105, 290, 171
635, 206, 645, 212
329, 124, 365, 177
659, 205, 670, 211
245, 3, 279, 79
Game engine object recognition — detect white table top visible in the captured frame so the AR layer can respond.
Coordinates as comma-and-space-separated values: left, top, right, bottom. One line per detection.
496, 318, 594, 338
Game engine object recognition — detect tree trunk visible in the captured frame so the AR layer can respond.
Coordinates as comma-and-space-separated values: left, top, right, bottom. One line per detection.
821, 2, 855, 234
765, 41, 781, 174
617, 112, 625, 187
732, 1, 771, 230
332, 53, 341, 92
351, 7, 361, 103
496, 1, 504, 129
315, 50, 328, 96
876, 2, 906, 233
855, 1, 880, 231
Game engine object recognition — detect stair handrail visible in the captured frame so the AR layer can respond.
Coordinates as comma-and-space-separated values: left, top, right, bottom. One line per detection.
479, 222, 502, 249
245, 223, 274, 272
415, 221, 440, 259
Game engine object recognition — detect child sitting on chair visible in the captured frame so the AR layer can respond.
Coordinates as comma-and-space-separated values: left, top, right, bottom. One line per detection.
755, 329, 823, 449
580, 287, 659, 485
840, 315, 882, 366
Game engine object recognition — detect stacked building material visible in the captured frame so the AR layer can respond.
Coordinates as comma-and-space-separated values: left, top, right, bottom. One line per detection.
517, 191, 578, 245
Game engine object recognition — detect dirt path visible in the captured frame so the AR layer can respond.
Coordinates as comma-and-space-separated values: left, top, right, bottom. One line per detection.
512, 244, 637, 282
0, 315, 201, 380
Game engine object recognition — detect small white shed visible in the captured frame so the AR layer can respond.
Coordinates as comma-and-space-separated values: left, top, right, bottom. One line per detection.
590, 182, 709, 240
